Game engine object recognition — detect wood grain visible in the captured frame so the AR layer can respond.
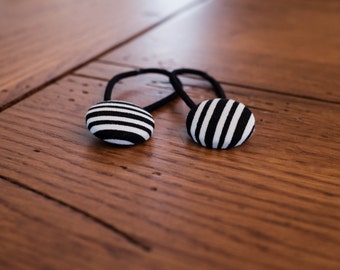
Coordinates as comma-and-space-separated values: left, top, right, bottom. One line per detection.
0, 65, 339, 269
101, 0, 340, 103
0, 177, 176, 270
0, 0, 199, 108
1, 0, 340, 268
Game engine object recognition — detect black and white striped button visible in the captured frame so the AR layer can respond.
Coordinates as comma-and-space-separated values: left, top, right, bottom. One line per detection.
86, 100, 155, 146
186, 98, 255, 149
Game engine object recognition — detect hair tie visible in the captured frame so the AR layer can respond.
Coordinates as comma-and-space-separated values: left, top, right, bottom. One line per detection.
171, 68, 255, 149
86, 68, 178, 146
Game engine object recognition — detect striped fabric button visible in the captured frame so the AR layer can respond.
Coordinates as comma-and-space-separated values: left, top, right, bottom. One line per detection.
86, 100, 155, 146
186, 98, 255, 149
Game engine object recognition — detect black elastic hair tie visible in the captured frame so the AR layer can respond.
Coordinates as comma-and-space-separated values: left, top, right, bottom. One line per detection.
171, 68, 226, 108
171, 68, 255, 149
86, 68, 179, 146
104, 68, 178, 112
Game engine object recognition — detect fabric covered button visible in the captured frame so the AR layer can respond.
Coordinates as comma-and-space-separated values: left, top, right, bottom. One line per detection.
86, 100, 155, 146
186, 98, 255, 149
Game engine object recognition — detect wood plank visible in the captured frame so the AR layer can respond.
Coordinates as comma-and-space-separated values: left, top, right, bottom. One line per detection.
0, 177, 180, 270
0, 65, 339, 269
0, 0, 199, 108
101, 0, 340, 103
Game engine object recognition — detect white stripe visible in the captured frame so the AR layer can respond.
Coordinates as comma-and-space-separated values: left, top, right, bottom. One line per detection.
235, 114, 255, 147
221, 103, 245, 149
86, 107, 154, 123
90, 100, 140, 111
198, 99, 220, 147
189, 100, 209, 143
104, 139, 134, 145
90, 124, 151, 140
89, 101, 153, 118
212, 100, 235, 149
86, 115, 154, 131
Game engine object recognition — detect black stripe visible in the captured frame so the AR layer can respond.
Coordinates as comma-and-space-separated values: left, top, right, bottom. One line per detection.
186, 105, 197, 137
243, 125, 255, 145
228, 107, 252, 149
94, 100, 137, 107
86, 111, 154, 128
194, 100, 213, 142
87, 103, 152, 119
217, 101, 239, 149
204, 99, 225, 148
94, 130, 146, 145
90, 120, 153, 136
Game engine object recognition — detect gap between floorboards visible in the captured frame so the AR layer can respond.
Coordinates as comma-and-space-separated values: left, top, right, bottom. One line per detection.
74, 60, 340, 106
0, 174, 152, 252
0, 0, 208, 113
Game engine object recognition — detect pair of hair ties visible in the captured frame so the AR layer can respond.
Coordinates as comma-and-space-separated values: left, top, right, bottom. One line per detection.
86, 68, 255, 150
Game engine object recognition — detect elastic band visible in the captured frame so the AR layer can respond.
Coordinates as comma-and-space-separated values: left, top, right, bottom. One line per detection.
104, 68, 179, 112
171, 68, 226, 109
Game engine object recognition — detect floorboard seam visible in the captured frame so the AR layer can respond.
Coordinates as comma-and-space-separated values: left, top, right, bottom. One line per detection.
71, 73, 109, 82
0, 174, 152, 252
73, 60, 340, 106
220, 81, 340, 105
0, 0, 207, 113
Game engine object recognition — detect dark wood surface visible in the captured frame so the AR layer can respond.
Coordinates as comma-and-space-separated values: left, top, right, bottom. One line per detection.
1, 0, 339, 269
0, 177, 155, 270
0, 0, 198, 109
102, 0, 340, 103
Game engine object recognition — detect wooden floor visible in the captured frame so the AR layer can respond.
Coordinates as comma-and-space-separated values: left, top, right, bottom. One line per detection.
1, 0, 339, 269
